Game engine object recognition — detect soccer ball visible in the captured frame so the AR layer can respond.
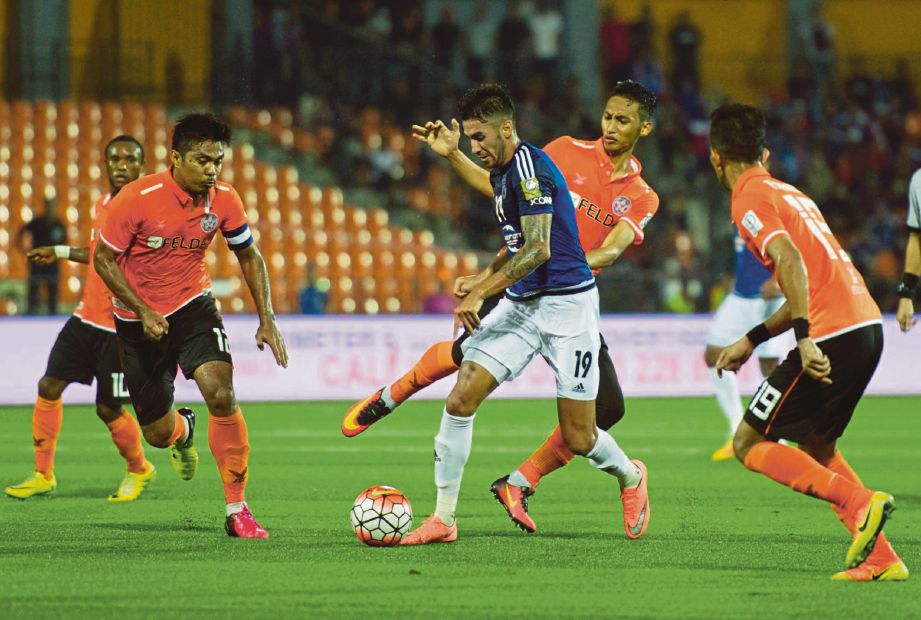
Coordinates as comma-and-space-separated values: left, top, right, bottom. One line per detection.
350, 485, 413, 547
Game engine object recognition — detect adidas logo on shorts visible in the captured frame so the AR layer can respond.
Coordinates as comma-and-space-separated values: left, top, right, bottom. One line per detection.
573, 383, 585, 393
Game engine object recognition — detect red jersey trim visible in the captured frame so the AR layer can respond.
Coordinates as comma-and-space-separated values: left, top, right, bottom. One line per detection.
620, 217, 645, 243
813, 319, 882, 343
759, 230, 790, 256
72, 313, 116, 333
113, 290, 211, 322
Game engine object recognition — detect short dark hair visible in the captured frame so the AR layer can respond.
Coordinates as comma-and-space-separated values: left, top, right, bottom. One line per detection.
608, 80, 657, 121
457, 83, 515, 123
105, 134, 145, 161
170, 112, 232, 154
709, 103, 766, 163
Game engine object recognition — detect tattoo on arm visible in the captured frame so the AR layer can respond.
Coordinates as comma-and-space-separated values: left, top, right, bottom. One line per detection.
499, 214, 551, 283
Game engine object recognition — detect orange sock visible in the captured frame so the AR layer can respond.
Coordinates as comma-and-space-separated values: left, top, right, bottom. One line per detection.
209, 407, 249, 504
743, 442, 871, 514
389, 340, 459, 404
106, 411, 148, 474
165, 409, 188, 446
518, 426, 575, 489
822, 451, 899, 565
33, 396, 63, 477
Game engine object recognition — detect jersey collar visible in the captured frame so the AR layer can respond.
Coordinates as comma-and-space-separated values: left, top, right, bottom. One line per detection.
732, 166, 770, 200
593, 138, 642, 183
164, 168, 216, 209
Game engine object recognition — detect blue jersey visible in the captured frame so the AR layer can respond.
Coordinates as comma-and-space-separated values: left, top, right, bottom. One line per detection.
732, 230, 772, 298
489, 142, 595, 301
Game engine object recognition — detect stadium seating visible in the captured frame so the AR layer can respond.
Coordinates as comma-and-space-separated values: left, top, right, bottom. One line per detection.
0, 100, 471, 316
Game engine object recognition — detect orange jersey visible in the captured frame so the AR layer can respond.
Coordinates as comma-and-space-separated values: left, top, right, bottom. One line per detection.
731, 167, 881, 340
73, 193, 116, 331
100, 169, 252, 320
544, 137, 659, 258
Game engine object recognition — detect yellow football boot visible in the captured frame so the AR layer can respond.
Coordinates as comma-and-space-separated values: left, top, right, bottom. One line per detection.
710, 437, 734, 461
5, 471, 57, 499
846, 492, 896, 569
108, 462, 156, 502
831, 559, 909, 582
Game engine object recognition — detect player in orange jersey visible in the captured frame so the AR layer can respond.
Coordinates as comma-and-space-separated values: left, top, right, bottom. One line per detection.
895, 168, 920, 331
5, 136, 155, 502
343, 81, 658, 538
711, 103, 906, 581
94, 114, 288, 538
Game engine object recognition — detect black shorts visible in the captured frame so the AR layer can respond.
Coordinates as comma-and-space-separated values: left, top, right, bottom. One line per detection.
743, 323, 883, 444
452, 296, 626, 429
45, 316, 130, 409
116, 295, 232, 426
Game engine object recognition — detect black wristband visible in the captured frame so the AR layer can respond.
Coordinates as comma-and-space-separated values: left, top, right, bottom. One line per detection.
792, 318, 810, 340
897, 273, 919, 299
745, 323, 771, 346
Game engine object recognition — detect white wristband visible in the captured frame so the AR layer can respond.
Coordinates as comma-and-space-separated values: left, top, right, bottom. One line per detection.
53, 245, 70, 259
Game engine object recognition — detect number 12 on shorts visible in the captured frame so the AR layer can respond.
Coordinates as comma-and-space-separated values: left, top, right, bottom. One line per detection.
573, 350, 593, 378
749, 381, 782, 420
213, 327, 230, 352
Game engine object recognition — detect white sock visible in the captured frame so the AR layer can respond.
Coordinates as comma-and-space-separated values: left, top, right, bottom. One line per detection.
176, 412, 190, 445
508, 469, 531, 489
226, 501, 245, 516
381, 385, 397, 410
709, 367, 744, 435
433, 409, 475, 525
585, 429, 640, 490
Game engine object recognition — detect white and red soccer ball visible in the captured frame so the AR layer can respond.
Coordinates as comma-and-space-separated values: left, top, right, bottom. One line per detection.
351, 485, 413, 546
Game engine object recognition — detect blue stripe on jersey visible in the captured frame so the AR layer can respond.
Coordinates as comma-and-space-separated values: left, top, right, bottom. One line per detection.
224, 223, 254, 251
733, 230, 772, 298
489, 142, 594, 300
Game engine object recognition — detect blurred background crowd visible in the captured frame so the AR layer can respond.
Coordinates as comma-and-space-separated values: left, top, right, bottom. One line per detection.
4, 0, 920, 315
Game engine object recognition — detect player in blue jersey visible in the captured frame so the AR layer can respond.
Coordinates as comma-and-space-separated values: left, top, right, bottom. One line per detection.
401, 84, 647, 545
705, 230, 794, 460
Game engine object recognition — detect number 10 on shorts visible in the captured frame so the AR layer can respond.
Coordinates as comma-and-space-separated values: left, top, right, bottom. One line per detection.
213, 327, 230, 352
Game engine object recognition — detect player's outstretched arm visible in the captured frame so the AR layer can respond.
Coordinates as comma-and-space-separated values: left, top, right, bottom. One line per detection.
897, 230, 920, 332
27, 246, 89, 265
93, 243, 168, 341
585, 222, 635, 270
411, 118, 492, 198
766, 235, 831, 384
234, 244, 288, 368
454, 214, 551, 333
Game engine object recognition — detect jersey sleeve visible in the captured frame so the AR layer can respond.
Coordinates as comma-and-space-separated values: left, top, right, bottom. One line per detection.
219, 186, 254, 251
619, 190, 659, 245
908, 169, 921, 231
731, 192, 789, 261
99, 190, 138, 253
510, 148, 556, 216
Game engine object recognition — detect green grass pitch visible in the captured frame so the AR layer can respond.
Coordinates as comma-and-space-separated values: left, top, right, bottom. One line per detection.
1, 396, 918, 618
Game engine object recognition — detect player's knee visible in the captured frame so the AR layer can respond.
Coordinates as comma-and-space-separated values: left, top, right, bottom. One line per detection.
562, 427, 595, 456
445, 391, 477, 417
205, 384, 237, 417
37, 376, 65, 400
95, 403, 122, 424
142, 425, 171, 448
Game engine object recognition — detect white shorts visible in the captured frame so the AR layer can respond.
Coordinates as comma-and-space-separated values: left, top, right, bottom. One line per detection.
706, 292, 794, 360
462, 288, 601, 400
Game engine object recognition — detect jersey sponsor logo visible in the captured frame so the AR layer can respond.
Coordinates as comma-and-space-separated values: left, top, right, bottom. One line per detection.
521, 177, 542, 200
575, 197, 617, 228
201, 213, 219, 233
529, 196, 552, 206
148, 236, 212, 251
502, 224, 522, 253
742, 210, 764, 237
612, 196, 632, 216
572, 382, 586, 393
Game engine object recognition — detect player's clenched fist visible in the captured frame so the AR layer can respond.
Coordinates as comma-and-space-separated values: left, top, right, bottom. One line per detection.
454, 293, 484, 334
715, 336, 754, 376
139, 307, 168, 341
26, 247, 58, 265
896, 298, 915, 332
